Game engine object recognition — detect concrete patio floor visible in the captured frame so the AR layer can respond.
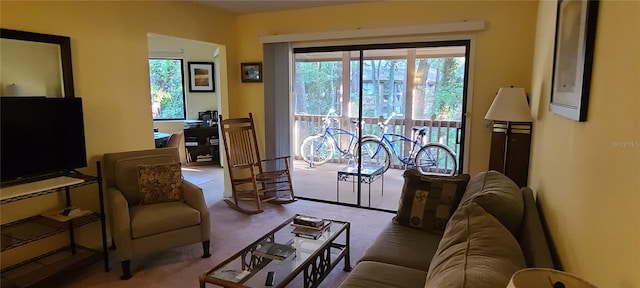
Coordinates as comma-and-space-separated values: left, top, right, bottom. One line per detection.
291, 159, 404, 211
182, 159, 406, 212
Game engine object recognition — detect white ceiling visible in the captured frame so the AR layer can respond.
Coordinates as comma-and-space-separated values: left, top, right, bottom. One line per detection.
191, 0, 372, 15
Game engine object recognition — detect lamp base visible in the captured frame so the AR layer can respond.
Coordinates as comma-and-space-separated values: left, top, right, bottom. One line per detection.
488, 121, 532, 187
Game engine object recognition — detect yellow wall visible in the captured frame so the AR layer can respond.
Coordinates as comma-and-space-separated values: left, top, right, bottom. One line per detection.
529, 0, 640, 286
0, 0, 237, 267
234, 0, 539, 175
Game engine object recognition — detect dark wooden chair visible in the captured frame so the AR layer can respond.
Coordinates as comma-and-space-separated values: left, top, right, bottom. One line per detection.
166, 131, 183, 148
218, 113, 295, 214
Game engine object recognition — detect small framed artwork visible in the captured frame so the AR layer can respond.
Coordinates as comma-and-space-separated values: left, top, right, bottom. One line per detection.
188, 62, 215, 92
241, 62, 262, 83
550, 0, 599, 122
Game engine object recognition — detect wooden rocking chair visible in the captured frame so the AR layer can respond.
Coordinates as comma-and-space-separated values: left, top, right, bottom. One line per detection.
218, 113, 296, 214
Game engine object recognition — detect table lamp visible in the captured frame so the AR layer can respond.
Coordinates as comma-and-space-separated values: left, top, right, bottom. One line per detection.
4, 83, 23, 96
484, 87, 533, 187
507, 268, 597, 288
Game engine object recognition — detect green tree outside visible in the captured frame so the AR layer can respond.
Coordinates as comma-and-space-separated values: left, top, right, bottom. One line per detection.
149, 59, 185, 120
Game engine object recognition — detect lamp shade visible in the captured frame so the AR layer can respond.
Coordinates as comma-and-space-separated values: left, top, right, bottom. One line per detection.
507, 268, 597, 288
485, 87, 533, 122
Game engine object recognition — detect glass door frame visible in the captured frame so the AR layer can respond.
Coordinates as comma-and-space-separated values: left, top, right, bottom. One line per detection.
292, 40, 471, 211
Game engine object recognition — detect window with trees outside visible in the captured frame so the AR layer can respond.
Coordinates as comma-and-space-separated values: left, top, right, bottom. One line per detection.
149, 58, 186, 120
294, 49, 465, 121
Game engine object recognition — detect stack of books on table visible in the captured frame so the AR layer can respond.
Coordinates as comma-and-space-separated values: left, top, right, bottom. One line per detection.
293, 215, 325, 227
253, 242, 296, 261
291, 215, 331, 239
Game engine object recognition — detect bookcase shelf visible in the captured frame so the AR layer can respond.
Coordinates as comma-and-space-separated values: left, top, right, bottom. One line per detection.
184, 126, 220, 166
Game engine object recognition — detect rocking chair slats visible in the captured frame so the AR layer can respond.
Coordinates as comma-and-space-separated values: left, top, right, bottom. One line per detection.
219, 113, 296, 214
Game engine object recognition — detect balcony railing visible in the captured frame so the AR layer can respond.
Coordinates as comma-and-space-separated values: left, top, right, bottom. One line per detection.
294, 114, 461, 169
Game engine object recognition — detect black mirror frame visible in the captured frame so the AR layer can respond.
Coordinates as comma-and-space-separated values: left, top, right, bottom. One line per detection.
1, 28, 75, 98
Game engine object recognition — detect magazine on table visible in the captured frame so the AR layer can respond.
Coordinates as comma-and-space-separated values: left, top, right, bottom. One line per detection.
253, 242, 296, 261
41, 206, 92, 222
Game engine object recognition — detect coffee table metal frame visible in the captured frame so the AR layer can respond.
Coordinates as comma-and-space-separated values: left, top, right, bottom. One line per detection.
336, 163, 385, 206
199, 214, 351, 288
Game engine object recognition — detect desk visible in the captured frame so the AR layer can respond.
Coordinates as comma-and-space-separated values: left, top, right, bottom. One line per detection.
336, 164, 384, 206
154, 132, 171, 148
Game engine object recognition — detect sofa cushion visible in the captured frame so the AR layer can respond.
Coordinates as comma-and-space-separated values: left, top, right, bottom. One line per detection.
359, 221, 442, 271
338, 261, 426, 288
458, 170, 523, 236
130, 201, 201, 239
137, 162, 184, 204
425, 202, 526, 288
394, 169, 470, 234
115, 154, 176, 205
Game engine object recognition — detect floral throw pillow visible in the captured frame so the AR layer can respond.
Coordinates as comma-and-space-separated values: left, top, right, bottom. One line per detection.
393, 169, 470, 234
137, 162, 184, 205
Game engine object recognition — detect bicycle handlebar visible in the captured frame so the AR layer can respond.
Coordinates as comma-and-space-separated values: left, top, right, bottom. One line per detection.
323, 109, 362, 129
377, 112, 397, 129
323, 109, 339, 126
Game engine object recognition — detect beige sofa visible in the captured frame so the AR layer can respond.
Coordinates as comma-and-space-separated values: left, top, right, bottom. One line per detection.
339, 170, 554, 287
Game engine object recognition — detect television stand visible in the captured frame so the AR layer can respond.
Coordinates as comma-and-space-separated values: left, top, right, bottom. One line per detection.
0, 176, 85, 202
0, 165, 109, 287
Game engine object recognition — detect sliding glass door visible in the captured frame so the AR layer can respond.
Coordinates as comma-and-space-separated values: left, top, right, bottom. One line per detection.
292, 41, 469, 212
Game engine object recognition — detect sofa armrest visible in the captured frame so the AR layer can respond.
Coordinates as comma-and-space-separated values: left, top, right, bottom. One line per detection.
182, 180, 210, 241
108, 187, 133, 261
519, 187, 554, 268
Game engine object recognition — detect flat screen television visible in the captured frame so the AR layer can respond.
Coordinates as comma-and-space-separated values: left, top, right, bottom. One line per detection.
1, 97, 87, 186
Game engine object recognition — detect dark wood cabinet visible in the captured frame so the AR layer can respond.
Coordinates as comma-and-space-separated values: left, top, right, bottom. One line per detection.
184, 126, 219, 166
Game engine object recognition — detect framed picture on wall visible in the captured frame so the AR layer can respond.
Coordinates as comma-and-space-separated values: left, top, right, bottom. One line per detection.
188, 62, 215, 92
549, 0, 599, 122
241, 62, 262, 83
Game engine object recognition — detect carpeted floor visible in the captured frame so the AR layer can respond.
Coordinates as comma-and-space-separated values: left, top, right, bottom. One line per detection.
61, 199, 394, 288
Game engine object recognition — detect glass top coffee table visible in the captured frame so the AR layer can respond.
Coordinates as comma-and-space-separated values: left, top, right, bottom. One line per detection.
199, 214, 351, 288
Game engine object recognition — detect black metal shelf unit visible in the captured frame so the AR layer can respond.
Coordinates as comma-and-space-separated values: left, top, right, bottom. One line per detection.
0, 164, 108, 287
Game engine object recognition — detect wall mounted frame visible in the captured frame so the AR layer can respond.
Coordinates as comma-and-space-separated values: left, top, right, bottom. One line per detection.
550, 0, 599, 122
241, 62, 262, 83
1, 28, 75, 98
188, 62, 215, 92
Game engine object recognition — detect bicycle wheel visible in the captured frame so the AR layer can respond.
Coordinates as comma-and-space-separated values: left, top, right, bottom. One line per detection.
356, 139, 391, 172
414, 143, 457, 176
300, 135, 335, 166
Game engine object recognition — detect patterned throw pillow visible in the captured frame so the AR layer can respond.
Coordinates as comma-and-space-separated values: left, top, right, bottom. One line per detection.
137, 162, 184, 205
393, 169, 470, 234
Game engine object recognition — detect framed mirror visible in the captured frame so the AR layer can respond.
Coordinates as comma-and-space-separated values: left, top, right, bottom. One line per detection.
0, 28, 75, 98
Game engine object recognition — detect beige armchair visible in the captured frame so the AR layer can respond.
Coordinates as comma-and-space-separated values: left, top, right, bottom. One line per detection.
102, 148, 210, 280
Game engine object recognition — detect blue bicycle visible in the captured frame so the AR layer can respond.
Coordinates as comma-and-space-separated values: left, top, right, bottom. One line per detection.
357, 113, 458, 176
300, 109, 378, 166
